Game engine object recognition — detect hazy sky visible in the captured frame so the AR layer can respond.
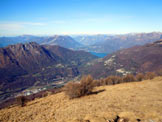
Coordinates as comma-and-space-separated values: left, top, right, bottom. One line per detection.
0, 0, 162, 36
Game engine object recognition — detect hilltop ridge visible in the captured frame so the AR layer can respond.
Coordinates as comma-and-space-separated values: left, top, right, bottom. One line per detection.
0, 77, 162, 122
81, 39, 162, 78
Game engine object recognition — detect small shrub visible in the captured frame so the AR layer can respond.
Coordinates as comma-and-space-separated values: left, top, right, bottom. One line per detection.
144, 72, 156, 80
109, 76, 123, 84
64, 75, 94, 99
64, 82, 82, 99
80, 75, 94, 95
136, 73, 145, 81
16, 96, 27, 107
102, 77, 113, 85
99, 76, 123, 86
92, 79, 101, 87
122, 74, 135, 82
41, 92, 48, 97
156, 69, 162, 76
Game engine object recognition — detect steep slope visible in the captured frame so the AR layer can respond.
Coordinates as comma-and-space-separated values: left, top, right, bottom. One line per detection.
44, 45, 97, 64
0, 77, 162, 122
0, 42, 97, 101
81, 39, 162, 78
0, 42, 59, 82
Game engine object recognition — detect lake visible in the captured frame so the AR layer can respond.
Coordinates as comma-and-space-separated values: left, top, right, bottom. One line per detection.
90, 52, 107, 58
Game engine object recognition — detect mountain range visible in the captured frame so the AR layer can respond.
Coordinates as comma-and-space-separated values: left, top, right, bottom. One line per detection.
1, 32, 162, 54
74, 32, 162, 53
1, 32, 162, 102
0, 42, 97, 101
0, 35, 83, 50
40, 35, 83, 49
81, 39, 162, 78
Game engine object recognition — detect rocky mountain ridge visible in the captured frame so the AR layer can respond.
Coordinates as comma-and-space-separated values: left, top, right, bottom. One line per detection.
81, 39, 162, 78
74, 32, 162, 53
0, 42, 97, 101
0, 35, 83, 49
1, 32, 162, 54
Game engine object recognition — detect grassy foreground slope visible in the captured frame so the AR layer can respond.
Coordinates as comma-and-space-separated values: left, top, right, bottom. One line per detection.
0, 77, 162, 122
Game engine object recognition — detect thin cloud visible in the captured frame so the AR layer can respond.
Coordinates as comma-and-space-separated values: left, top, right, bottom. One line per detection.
22, 22, 46, 26
0, 23, 24, 31
0, 21, 46, 31
50, 20, 66, 24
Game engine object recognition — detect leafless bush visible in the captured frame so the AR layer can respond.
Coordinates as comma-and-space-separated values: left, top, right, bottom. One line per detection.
16, 96, 28, 107
93, 79, 101, 87
135, 73, 145, 81
80, 75, 94, 95
99, 75, 123, 86
108, 76, 123, 84
63, 82, 82, 99
64, 75, 94, 99
122, 74, 135, 82
101, 77, 113, 85
156, 69, 162, 76
144, 72, 156, 80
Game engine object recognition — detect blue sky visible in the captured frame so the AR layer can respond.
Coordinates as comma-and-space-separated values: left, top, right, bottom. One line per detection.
0, 0, 162, 36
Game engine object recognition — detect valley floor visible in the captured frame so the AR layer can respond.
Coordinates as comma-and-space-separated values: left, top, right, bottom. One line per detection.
0, 77, 162, 122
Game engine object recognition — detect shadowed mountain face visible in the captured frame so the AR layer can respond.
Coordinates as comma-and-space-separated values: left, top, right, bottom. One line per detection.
81, 39, 162, 78
0, 42, 97, 101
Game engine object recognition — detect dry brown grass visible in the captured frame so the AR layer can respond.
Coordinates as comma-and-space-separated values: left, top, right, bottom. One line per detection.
0, 77, 162, 122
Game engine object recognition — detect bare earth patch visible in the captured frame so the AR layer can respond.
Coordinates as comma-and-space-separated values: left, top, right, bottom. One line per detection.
0, 77, 162, 122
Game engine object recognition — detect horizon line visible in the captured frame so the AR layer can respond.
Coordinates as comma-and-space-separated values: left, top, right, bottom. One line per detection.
0, 31, 162, 37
